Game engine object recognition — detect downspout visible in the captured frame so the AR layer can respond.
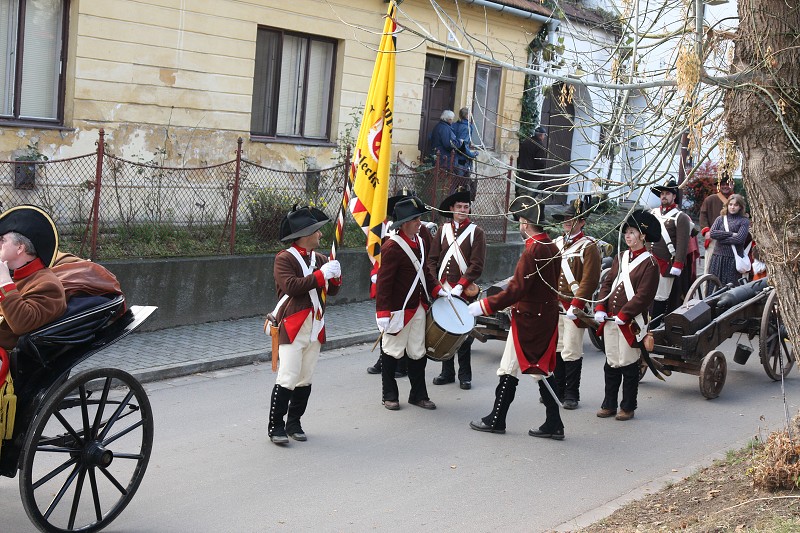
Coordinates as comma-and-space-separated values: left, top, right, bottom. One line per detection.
461, 0, 560, 44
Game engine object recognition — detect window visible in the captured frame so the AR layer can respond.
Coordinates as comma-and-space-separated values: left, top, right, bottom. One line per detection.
472, 63, 502, 150
1, 0, 68, 123
251, 27, 336, 140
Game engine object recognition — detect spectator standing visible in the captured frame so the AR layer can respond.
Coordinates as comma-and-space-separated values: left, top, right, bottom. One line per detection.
699, 173, 733, 274
451, 107, 479, 198
708, 194, 751, 286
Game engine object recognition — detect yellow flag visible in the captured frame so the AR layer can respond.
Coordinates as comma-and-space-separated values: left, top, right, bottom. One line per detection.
348, 1, 396, 267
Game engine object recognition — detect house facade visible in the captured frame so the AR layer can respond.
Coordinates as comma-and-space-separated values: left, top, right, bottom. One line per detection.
2, 0, 554, 174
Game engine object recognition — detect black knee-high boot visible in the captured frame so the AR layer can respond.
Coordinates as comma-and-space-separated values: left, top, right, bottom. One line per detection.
268, 384, 293, 444
620, 361, 640, 413
286, 385, 312, 441
531, 375, 564, 438
456, 336, 473, 383
367, 354, 382, 374
381, 350, 399, 405
407, 356, 430, 403
469, 374, 518, 433
563, 358, 583, 406
651, 300, 669, 329
601, 362, 622, 411
553, 353, 566, 401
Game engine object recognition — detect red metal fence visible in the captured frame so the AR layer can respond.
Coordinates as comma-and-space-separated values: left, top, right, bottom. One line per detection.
0, 130, 511, 260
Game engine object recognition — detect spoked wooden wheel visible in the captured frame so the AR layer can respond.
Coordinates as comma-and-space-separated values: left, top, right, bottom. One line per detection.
588, 268, 610, 352
699, 350, 727, 399
759, 290, 795, 380
684, 274, 722, 304
19, 368, 154, 533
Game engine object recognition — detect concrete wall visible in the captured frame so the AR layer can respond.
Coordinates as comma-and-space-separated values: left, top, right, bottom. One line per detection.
104, 242, 523, 331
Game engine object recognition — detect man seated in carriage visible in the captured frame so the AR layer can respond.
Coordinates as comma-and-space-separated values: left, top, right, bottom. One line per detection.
0, 205, 67, 354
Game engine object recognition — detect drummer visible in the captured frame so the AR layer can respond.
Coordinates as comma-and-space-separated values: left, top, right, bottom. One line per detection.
467, 196, 565, 440
375, 196, 446, 411
427, 186, 485, 390
551, 198, 601, 410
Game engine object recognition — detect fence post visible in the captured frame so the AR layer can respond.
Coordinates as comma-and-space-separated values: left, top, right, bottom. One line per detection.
89, 129, 105, 261
230, 137, 243, 255
504, 156, 513, 243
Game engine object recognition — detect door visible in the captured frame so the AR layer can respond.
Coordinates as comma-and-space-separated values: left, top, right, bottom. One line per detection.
540, 83, 576, 204
419, 55, 458, 161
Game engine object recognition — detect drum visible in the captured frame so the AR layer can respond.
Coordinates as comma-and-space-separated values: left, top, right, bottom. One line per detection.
425, 296, 476, 361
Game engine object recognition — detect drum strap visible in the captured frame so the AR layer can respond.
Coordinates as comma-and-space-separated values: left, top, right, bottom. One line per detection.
613, 250, 650, 340
286, 247, 324, 342
438, 223, 475, 281
389, 234, 428, 313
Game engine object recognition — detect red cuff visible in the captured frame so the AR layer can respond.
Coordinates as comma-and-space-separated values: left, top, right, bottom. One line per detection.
433, 285, 443, 297
313, 270, 325, 287
377, 310, 391, 318
329, 276, 342, 286
480, 299, 493, 315
617, 311, 630, 323
457, 277, 469, 287
672, 261, 684, 269
569, 298, 583, 309
0, 282, 17, 302
596, 304, 607, 313
701, 226, 710, 236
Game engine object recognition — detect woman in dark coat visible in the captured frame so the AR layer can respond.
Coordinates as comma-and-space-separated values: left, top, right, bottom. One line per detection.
708, 194, 751, 286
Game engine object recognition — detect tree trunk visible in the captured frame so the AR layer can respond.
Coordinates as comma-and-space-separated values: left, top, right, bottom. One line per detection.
725, 0, 800, 351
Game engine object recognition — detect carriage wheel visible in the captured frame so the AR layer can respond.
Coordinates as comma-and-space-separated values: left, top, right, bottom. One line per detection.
588, 268, 610, 352
19, 368, 153, 533
759, 290, 795, 380
699, 350, 727, 399
638, 357, 648, 381
684, 274, 722, 304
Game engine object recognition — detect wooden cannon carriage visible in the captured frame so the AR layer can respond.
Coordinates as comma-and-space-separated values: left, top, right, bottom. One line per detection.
646, 275, 794, 398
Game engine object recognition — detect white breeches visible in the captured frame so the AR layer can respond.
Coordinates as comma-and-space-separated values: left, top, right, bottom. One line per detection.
603, 322, 641, 368
655, 275, 674, 301
496, 322, 522, 377
276, 314, 321, 389
382, 305, 427, 359
556, 315, 585, 361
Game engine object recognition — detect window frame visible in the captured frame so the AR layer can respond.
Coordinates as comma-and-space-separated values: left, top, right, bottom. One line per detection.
471, 62, 502, 151
250, 26, 337, 143
0, 0, 70, 126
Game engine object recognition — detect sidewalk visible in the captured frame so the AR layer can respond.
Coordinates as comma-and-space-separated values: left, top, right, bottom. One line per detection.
75, 301, 378, 383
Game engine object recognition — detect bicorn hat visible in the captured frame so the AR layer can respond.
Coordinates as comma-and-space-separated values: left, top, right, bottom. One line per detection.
438, 186, 472, 218
279, 204, 330, 242
507, 195, 545, 225
551, 197, 595, 222
0, 205, 59, 267
651, 177, 679, 197
387, 188, 416, 217
620, 210, 662, 243
389, 196, 430, 231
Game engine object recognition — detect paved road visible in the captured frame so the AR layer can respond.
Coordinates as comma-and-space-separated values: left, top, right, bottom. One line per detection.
1, 334, 795, 532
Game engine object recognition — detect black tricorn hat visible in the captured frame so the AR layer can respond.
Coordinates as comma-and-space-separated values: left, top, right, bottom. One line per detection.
387, 188, 417, 217
279, 204, 331, 242
651, 177, 679, 197
507, 195, 544, 225
0, 205, 59, 267
620, 210, 662, 243
389, 196, 430, 231
438, 186, 472, 219
551, 197, 595, 222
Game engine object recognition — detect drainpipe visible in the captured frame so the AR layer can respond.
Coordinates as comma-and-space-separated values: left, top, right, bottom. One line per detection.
461, 0, 560, 44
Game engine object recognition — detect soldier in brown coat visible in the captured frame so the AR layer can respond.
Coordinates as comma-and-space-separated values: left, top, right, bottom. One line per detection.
376, 197, 445, 411
594, 210, 660, 421
267, 206, 342, 445
467, 196, 565, 440
428, 187, 486, 390
0, 205, 67, 352
649, 178, 693, 326
551, 199, 601, 410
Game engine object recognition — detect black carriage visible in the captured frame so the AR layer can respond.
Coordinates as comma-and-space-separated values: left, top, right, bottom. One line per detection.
645, 275, 794, 398
0, 294, 156, 532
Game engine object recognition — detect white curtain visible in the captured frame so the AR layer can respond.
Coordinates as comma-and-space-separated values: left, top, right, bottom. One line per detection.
20, 0, 63, 119
304, 40, 332, 138
276, 35, 306, 136
0, 0, 18, 116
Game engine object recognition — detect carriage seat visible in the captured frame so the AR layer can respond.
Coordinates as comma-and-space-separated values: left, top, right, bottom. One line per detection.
13, 294, 127, 369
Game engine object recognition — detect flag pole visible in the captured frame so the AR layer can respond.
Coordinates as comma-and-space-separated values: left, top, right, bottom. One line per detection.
330, 144, 352, 262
